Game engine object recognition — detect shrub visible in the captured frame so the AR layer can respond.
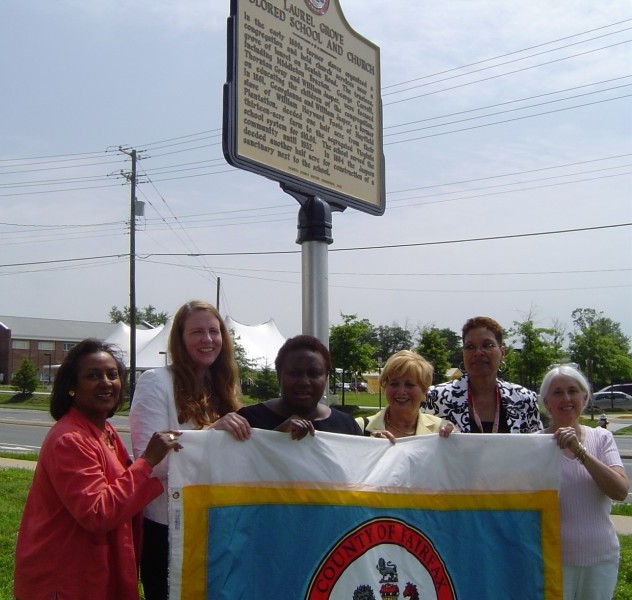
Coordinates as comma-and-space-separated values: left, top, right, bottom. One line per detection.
11, 359, 39, 395
250, 366, 279, 400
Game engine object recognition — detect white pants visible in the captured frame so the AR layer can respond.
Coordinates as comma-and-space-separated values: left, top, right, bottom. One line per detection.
563, 559, 619, 600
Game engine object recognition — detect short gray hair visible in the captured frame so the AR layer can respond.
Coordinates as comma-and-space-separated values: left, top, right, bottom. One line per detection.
539, 364, 591, 402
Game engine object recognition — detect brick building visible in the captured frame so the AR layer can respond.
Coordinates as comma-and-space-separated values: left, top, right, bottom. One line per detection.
0, 316, 119, 385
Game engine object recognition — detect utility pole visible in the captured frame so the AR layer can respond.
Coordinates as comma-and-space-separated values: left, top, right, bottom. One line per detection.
216, 277, 221, 312
119, 147, 143, 401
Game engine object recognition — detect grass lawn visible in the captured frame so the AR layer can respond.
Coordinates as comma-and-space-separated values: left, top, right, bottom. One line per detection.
1, 389, 383, 416
617, 534, 632, 598
0, 468, 631, 598
0, 389, 49, 411
0, 468, 33, 598
5, 387, 632, 428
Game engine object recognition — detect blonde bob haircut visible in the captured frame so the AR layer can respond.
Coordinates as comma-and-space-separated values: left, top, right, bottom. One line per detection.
378, 350, 434, 393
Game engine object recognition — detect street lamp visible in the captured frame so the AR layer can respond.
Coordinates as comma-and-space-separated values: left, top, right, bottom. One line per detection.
377, 356, 383, 410
43, 353, 52, 385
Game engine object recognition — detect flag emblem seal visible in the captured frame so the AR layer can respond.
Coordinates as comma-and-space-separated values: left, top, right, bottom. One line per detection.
306, 517, 457, 599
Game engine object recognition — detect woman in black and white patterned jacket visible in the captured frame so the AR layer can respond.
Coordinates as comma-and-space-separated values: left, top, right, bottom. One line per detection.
426, 316, 542, 433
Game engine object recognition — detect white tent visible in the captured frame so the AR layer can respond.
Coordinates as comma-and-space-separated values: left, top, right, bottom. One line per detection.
225, 316, 286, 370
104, 322, 165, 369
136, 320, 172, 369
104, 317, 286, 371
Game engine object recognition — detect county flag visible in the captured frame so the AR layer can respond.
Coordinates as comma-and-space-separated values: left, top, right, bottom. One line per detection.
168, 429, 561, 599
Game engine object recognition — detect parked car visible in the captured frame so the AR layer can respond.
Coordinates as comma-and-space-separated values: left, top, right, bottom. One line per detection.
334, 383, 352, 392
584, 391, 632, 412
333, 382, 368, 392
596, 383, 632, 397
350, 382, 368, 392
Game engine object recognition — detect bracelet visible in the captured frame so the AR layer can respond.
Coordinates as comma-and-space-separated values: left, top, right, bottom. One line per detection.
574, 443, 587, 464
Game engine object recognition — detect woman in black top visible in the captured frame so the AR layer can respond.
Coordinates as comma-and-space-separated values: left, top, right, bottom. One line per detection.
239, 335, 361, 438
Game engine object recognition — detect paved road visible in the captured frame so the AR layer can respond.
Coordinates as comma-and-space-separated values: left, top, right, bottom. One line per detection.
0, 408, 131, 453
2, 408, 632, 500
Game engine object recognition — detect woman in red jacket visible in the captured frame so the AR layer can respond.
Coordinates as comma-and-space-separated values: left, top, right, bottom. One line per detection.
14, 339, 181, 600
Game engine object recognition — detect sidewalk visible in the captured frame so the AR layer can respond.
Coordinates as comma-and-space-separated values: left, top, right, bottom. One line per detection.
0, 456, 36, 470
612, 515, 632, 535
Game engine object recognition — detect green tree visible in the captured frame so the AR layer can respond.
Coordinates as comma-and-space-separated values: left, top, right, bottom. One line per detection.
231, 331, 256, 381
250, 365, 279, 400
109, 305, 169, 326
436, 327, 462, 368
373, 323, 413, 361
416, 327, 451, 385
505, 319, 565, 390
568, 308, 632, 389
329, 314, 378, 405
11, 359, 39, 395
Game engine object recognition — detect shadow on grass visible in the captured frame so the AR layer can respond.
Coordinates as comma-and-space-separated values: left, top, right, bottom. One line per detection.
5, 392, 34, 404
0, 392, 49, 410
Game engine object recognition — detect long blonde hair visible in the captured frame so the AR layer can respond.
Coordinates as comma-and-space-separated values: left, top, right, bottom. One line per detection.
169, 300, 241, 426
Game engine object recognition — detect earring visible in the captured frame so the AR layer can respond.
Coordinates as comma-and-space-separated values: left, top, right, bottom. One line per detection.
498, 360, 507, 373
69, 390, 75, 397
458, 362, 466, 373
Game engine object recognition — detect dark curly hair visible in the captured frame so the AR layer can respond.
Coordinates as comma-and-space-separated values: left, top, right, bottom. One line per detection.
462, 316, 504, 345
50, 338, 126, 421
274, 335, 331, 374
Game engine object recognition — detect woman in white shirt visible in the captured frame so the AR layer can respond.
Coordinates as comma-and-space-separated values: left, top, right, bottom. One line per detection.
539, 364, 628, 600
130, 300, 251, 600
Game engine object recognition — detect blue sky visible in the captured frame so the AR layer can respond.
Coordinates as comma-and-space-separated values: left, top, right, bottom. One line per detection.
1, 0, 631, 345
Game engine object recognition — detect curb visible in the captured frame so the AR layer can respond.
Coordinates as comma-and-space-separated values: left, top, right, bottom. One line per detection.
0, 418, 130, 433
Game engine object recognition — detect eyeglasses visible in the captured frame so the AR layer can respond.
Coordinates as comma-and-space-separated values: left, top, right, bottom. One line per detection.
547, 362, 580, 370
462, 342, 499, 353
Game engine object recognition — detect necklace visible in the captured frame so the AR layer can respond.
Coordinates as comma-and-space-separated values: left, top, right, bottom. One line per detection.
102, 430, 115, 449
467, 387, 500, 433
385, 409, 416, 436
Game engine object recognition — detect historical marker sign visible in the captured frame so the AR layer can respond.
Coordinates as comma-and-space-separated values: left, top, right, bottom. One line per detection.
223, 0, 385, 215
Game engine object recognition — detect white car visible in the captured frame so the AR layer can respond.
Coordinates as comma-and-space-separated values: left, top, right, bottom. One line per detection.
585, 391, 632, 412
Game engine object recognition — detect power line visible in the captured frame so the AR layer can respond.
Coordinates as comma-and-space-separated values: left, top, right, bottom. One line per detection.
1, 222, 629, 268
384, 83, 632, 139
384, 28, 631, 97
0, 156, 125, 175
388, 171, 632, 209
180, 266, 632, 277
3, 112, 629, 197
0, 173, 125, 190
384, 40, 632, 106
4, 22, 630, 167
385, 76, 631, 131
382, 18, 632, 89
4, 78, 627, 186
0, 219, 124, 229
387, 153, 632, 194
1, 163, 628, 245
385, 94, 631, 145
0, 228, 126, 246
136, 166, 221, 284
134, 261, 632, 294
0, 181, 126, 198
0, 150, 112, 165
134, 129, 219, 149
